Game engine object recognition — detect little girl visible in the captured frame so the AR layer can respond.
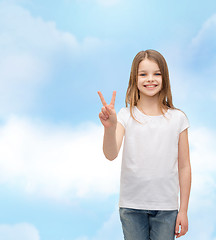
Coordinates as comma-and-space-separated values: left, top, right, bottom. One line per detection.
98, 49, 191, 240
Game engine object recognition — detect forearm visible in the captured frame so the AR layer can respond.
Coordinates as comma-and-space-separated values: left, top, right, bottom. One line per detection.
179, 165, 192, 213
103, 127, 118, 161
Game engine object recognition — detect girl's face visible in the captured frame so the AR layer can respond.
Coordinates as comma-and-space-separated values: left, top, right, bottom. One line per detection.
137, 58, 162, 98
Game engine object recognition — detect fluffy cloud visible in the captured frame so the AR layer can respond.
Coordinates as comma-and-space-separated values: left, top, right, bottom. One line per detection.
191, 14, 216, 48
188, 13, 216, 71
185, 126, 216, 239
75, 206, 123, 240
164, 13, 216, 102
0, 223, 40, 240
0, 116, 122, 203
0, 116, 216, 239
0, 2, 105, 56
0, 114, 216, 207
0, 2, 107, 117
189, 126, 216, 209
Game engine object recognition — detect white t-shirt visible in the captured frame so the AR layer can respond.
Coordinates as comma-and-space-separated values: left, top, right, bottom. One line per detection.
117, 106, 190, 210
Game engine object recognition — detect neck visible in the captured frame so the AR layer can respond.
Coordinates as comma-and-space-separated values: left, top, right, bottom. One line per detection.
136, 94, 165, 115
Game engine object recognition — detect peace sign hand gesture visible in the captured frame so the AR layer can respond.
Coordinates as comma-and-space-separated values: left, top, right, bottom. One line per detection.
97, 91, 117, 129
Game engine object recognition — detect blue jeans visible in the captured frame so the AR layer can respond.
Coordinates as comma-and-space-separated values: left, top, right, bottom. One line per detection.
119, 207, 178, 240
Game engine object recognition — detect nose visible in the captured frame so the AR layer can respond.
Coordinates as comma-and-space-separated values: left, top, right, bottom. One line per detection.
147, 76, 154, 82
147, 74, 154, 81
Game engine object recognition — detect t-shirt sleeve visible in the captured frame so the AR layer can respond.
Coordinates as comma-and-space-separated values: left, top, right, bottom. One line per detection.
179, 111, 190, 133
117, 107, 128, 128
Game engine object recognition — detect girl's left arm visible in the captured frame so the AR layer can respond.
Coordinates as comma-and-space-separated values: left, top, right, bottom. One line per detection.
175, 128, 191, 238
178, 128, 191, 213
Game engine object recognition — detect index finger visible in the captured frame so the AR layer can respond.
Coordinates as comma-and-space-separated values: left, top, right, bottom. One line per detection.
110, 91, 116, 106
97, 91, 107, 106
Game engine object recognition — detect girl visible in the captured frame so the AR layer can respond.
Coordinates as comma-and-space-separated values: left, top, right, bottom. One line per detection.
97, 49, 191, 240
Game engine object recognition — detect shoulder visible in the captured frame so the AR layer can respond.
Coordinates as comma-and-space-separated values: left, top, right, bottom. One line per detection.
117, 106, 131, 128
167, 108, 190, 127
168, 108, 189, 118
117, 106, 130, 115
169, 108, 190, 133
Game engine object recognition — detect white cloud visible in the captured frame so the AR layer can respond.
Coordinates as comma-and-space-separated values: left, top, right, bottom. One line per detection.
0, 223, 40, 240
0, 112, 215, 239
187, 214, 216, 240
0, 53, 49, 115
90, 206, 123, 240
183, 126, 216, 239
0, 2, 108, 117
163, 14, 216, 103
0, 118, 216, 239
0, 115, 216, 208
0, 2, 102, 55
191, 14, 216, 47
74, 206, 123, 240
188, 13, 216, 72
188, 126, 216, 210
0, 116, 122, 203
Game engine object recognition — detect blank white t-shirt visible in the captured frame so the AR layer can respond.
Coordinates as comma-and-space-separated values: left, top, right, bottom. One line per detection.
117, 106, 190, 210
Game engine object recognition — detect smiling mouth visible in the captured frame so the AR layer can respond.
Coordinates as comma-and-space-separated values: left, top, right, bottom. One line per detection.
144, 85, 158, 88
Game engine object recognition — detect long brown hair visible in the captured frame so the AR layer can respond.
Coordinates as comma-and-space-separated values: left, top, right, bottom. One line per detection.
125, 49, 181, 123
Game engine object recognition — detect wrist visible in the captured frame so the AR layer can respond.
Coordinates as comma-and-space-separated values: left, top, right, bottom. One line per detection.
104, 124, 117, 132
179, 208, 188, 214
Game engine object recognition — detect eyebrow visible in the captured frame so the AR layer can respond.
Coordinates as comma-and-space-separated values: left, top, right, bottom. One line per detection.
138, 70, 161, 73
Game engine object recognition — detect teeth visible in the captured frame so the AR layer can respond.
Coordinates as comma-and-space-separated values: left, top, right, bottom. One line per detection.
145, 85, 157, 88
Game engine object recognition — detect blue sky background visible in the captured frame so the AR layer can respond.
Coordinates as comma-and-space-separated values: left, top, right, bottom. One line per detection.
0, 0, 216, 239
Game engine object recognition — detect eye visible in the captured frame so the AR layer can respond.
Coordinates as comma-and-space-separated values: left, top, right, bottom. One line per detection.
155, 73, 161, 76
140, 74, 146, 76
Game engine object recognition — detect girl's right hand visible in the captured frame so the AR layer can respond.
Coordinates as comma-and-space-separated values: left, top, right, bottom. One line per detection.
97, 91, 117, 129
